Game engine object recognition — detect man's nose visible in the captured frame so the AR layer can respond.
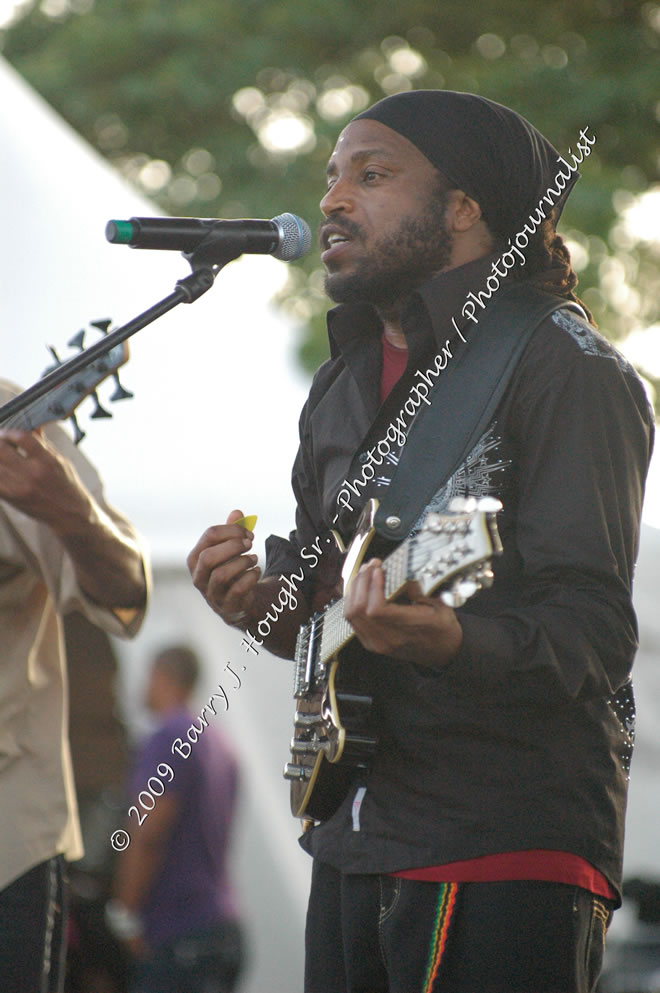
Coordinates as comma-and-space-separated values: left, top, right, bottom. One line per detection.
320, 177, 354, 217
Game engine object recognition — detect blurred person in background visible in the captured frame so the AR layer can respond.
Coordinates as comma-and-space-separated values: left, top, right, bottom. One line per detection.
108, 644, 245, 993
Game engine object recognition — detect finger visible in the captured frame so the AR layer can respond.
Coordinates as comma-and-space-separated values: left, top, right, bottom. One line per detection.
187, 524, 253, 573
344, 564, 370, 616
0, 428, 30, 445
226, 507, 251, 533
190, 542, 257, 597
201, 546, 259, 592
345, 559, 381, 619
364, 560, 387, 615
0, 429, 47, 456
188, 533, 253, 588
216, 563, 262, 614
0, 432, 31, 463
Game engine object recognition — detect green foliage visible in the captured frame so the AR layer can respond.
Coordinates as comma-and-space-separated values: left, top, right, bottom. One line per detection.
2, 0, 659, 399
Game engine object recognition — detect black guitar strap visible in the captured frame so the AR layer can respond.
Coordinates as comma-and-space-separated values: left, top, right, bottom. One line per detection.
373, 285, 585, 541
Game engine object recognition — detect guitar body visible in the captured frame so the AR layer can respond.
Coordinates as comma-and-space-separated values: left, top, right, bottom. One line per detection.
284, 496, 503, 822
287, 503, 379, 821
288, 655, 377, 821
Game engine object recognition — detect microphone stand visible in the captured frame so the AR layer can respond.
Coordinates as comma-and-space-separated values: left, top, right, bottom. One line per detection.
0, 236, 241, 426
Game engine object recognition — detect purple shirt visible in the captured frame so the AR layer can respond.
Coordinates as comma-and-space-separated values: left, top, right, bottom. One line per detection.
131, 706, 239, 947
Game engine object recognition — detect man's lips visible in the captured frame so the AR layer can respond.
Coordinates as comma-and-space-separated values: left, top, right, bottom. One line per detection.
320, 223, 357, 264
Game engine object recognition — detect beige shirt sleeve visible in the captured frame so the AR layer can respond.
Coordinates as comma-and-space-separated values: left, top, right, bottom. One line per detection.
0, 380, 149, 889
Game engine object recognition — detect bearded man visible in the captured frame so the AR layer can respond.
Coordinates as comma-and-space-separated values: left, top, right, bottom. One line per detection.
188, 91, 654, 993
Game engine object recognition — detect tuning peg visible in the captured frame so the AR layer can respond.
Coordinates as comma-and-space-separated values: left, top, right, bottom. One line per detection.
67, 329, 85, 350
476, 498, 502, 513
448, 496, 477, 514
91, 319, 112, 334
475, 567, 494, 588
456, 578, 479, 600
440, 564, 495, 607
69, 413, 86, 445
89, 392, 112, 419
110, 373, 133, 402
440, 587, 467, 608
41, 345, 62, 377
439, 570, 485, 608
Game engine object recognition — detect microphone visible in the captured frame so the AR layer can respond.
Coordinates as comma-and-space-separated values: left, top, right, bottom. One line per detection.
105, 212, 312, 262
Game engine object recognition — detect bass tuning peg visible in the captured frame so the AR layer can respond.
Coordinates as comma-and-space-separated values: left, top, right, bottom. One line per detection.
69, 413, 86, 445
90, 319, 112, 334
110, 373, 133, 402
89, 391, 112, 419
41, 345, 62, 377
67, 329, 85, 350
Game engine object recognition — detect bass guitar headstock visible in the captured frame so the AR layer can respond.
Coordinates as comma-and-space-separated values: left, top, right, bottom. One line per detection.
5, 320, 132, 443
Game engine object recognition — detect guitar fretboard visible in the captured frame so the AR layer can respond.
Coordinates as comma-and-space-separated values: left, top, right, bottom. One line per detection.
317, 541, 410, 663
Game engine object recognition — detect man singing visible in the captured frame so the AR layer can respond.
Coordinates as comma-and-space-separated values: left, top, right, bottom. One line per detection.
188, 90, 654, 992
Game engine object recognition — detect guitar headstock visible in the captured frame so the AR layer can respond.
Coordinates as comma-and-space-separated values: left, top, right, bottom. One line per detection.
410, 496, 503, 606
4, 321, 132, 444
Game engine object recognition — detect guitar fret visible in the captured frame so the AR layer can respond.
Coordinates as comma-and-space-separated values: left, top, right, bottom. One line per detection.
319, 598, 353, 663
318, 543, 411, 664
384, 544, 407, 599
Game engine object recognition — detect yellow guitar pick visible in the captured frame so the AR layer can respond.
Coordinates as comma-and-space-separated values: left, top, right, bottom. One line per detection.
234, 514, 257, 532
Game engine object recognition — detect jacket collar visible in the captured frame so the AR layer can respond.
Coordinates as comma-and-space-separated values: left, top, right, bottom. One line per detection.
325, 253, 498, 360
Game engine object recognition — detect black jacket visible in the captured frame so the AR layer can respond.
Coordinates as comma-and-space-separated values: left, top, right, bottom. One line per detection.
264, 256, 655, 901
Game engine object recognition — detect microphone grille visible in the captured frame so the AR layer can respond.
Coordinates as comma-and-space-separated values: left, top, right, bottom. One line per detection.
271, 213, 312, 261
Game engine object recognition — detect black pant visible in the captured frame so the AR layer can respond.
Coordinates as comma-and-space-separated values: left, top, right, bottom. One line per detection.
305, 861, 614, 993
0, 857, 68, 993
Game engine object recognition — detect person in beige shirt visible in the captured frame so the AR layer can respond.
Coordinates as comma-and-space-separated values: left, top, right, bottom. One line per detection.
0, 380, 149, 993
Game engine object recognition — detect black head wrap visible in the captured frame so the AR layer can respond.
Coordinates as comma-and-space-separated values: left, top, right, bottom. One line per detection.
355, 90, 578, 241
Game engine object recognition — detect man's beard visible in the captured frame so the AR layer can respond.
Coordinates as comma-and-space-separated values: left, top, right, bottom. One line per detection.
323, 191, 453, 309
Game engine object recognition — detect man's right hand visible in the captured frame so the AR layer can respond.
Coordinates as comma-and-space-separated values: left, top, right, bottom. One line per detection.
187, 509, 260, 627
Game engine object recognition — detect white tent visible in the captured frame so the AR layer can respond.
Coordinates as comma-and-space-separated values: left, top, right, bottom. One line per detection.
1, 55, 659, 987
1, 55, 311, 992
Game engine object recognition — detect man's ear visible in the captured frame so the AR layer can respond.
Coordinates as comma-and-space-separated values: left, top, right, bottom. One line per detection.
448, 191, 484, 233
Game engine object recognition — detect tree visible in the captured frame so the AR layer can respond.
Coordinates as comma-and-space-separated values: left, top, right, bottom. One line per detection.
2, 0, 659, 399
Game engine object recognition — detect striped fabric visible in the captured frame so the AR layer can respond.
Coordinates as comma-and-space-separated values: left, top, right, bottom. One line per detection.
422, 882, 459, 992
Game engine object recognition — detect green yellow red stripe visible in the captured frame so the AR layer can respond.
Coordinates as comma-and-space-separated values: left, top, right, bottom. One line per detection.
422, 882, 458, 992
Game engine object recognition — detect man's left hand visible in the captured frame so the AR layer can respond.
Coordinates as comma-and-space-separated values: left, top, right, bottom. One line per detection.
344, 558, 463, 668
0, 428, 88, 526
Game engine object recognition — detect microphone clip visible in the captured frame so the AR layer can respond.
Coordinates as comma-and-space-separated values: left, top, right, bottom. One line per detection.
183, 225, 245, 271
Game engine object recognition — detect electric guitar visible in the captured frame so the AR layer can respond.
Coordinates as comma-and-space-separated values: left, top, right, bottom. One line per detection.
283, 496, 503, 822
0, 321, 131, 440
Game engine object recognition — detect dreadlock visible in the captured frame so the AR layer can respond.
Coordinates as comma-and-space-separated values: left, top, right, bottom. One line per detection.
505, 216, 595, 326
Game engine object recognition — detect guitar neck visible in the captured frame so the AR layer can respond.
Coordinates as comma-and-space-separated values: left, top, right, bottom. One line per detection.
318, 541, 410, 664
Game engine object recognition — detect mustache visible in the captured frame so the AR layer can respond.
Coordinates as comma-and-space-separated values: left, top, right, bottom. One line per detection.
318, 215, 363, 245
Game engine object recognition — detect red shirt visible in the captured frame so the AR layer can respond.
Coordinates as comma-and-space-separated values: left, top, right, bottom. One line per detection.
392, 851, 616, 899
380, 333, 408, 403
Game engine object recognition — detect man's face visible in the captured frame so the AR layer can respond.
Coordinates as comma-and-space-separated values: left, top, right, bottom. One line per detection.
320, 119, 454, 308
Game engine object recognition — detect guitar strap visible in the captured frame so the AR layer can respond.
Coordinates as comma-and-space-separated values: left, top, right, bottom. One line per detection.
373, 285, 585, 541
